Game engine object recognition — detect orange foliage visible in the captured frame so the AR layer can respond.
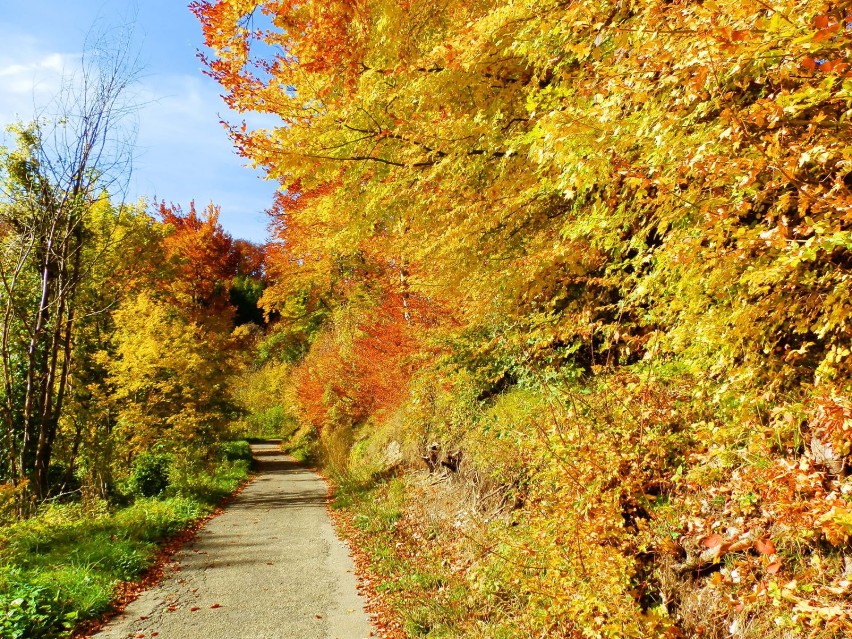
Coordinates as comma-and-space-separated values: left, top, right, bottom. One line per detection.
157, 200, 240, 311
351, 292, 427, 418
191, 0, 370, 115
292, 333, 350, 428
292, 290, 436, 429
233, 238, 266, 278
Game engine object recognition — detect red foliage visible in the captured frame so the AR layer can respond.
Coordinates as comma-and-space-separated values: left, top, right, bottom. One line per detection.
351, 293, 428, 418
293, 334, 352, 428
233, 239, 266, 279
157, 201, 240, 311
292, 290, 437, 429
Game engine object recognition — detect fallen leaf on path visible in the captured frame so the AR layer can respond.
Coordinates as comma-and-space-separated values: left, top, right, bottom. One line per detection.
755, 539, 776, 555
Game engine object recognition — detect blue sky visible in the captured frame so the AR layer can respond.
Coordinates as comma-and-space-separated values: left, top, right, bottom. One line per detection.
0, 0, 277, 242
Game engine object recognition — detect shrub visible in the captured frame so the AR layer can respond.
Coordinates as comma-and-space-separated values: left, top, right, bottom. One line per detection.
128, 453, 173, 498
112, 497, 207, 541
287, 427, 318, 464
168, 459, 250, 504
0, 577, 68, 639
246, 405, 296, 438
218, 440, 253, 463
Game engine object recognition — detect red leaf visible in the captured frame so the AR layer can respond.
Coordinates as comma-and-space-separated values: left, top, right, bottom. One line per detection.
814, 15, 829, 29
211, 603, 222, 609
755, 538, 776, 555
702, 534, 725, 549
190, 606, 200, 612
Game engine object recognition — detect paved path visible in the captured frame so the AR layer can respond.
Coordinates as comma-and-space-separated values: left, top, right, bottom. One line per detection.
93, 443, 373, 639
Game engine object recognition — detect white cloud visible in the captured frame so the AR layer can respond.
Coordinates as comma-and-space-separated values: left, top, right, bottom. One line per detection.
0, 32, 278, 241
0, 33, 78, 125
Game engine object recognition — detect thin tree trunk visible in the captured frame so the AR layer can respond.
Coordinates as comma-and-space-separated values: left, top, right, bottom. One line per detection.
34, 215, 82, 498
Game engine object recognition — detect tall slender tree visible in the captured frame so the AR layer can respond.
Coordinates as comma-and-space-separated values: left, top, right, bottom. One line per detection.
0, 31, 138, 499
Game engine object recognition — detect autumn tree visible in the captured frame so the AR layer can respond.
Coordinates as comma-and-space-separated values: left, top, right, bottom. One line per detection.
106, 291, 239, 459
195, 0, 852, 390
196, 1, 852, 636
0, 34, 139, 499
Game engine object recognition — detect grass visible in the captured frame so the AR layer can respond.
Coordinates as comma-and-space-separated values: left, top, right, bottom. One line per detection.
0, 444, 251, 639
331, 474, 476, 638
284, 426, 319, 464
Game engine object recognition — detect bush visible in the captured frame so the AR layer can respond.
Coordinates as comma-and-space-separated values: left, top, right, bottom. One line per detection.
167, 460, 250, 504
112, 497, 207, 541
128, 453, 173, 498
218, 440, 252, 463
287, 427, 318, 464
246, 405, 297, 438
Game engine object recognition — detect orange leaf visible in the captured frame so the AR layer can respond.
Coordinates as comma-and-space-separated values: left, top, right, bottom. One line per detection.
814, 15, 829, 29
767, 561, 782, 574
755, 538, 776, 555
702, 534, 725, 549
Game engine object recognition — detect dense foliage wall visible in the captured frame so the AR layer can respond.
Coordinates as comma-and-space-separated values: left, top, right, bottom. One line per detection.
196, 1, 852, 637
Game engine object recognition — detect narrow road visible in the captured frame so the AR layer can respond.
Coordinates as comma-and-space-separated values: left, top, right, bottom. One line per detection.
93, 443, 374, 639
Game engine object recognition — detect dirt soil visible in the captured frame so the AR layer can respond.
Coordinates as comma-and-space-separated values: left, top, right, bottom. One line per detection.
91, 443, 374, 639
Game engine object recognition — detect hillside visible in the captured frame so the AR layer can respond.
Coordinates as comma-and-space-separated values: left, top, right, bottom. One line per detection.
195, 1, 852, 637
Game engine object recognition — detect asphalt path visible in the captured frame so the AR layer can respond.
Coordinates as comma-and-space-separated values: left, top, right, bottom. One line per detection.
92, 443, 373, 639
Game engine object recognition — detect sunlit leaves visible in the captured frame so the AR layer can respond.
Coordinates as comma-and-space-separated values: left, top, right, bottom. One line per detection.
196, 1, 852, 636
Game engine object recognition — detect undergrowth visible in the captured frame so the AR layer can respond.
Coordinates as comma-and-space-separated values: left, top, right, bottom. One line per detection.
323, 369, 852, 638
0, 443, 250, 639
331, 474, 477, 638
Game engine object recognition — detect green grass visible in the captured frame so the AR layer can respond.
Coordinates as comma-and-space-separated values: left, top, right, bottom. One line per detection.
0, 445, 251, 639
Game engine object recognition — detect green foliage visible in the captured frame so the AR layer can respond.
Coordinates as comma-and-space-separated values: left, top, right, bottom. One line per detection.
0, 456, 249, 639
229, 275, 265, 326
167, 458, 250, 505
0, 579, 68, 639
286, 427, 319, 465
255, 324, 318, 366
218, 440, 253, 463
245, 406, 297, 439
127, 453, 173, 498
